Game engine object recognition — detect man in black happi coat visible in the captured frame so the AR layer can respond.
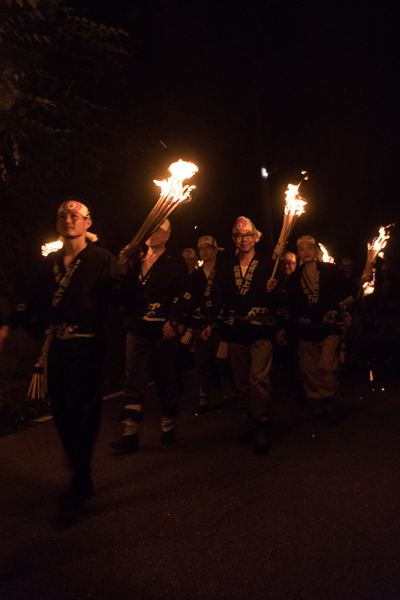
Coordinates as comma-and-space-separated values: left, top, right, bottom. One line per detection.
281, 235, 351, 422
188, 235, 225, 413
14, 198, 120, 523
111, 219, 191, 453
203, 216, 280, 454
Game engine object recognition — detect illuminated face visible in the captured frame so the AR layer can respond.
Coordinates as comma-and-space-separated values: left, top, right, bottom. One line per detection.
232, 230, 256, 254
279, 258, 296, 276
297, 242, 317, 263
198, 243, 218, 263
56, 210, 91, 240
146, 227, 170, 248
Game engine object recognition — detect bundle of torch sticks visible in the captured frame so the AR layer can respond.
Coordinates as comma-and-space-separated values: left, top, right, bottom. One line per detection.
40, 162, 392, 304
358, 225, 392, 299
271, 172, 308, 279
118, 160, 198, 266
41, 160, 198, 260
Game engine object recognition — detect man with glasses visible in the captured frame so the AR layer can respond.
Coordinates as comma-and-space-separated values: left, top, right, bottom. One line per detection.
202, 217, 279, 454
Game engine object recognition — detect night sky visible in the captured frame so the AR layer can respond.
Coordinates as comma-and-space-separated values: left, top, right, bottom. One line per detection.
73, 0, 400, 268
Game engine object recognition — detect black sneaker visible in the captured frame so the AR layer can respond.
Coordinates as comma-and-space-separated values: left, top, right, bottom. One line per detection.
110, 433, 139, 453
161, 428, 176, 445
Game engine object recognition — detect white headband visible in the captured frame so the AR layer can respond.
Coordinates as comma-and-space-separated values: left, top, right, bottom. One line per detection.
58, 199, 90, 218
232, 216, 262, 242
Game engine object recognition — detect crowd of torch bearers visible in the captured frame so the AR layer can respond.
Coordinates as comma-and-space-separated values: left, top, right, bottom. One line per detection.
40, 162, 392, 315
11, 158, 396, 523
36, 161, 394, 407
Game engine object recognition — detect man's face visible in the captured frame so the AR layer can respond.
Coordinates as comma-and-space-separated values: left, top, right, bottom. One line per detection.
340, 260, 354, 278
279, 258, 296, 276
232, 230, 256, 254
198, 243, 218, 263
146, 227, 170, 248
182, 254, 197, 272
56, 210, 91, 239
297, 242, 317, 264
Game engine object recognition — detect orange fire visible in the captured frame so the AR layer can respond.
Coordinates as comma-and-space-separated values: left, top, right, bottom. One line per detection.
41, 240, 63, 257
154, 160, 198, 203
284, 183, 307, 216
319, 244, 335, 263
271, 171, 308, 267
363, 281, 375, 296
369, 226, 391, 253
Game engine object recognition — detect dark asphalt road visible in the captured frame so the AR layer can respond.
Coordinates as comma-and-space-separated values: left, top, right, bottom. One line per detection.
1, 364, 399, 600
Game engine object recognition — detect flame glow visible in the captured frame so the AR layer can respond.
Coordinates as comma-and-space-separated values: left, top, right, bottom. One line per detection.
368, 226, 391, 253
363, 268, 376, 296
154, 160, 198, 203
284, 183, 307, 216
41, 240, 63, 257
319, 244, 335, 263
363, 281, 375, 296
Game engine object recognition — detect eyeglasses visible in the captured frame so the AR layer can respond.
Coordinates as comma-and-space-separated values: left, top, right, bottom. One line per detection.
233, 233, 254, 241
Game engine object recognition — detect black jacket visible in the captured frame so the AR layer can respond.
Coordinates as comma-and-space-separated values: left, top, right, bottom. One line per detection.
121, 248, 191, 338
13, 243, 120, 336
210, 251, 279, 344
286, 261, 351, 341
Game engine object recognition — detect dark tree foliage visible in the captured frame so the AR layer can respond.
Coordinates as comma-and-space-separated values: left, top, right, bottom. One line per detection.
0, 0, 148, 296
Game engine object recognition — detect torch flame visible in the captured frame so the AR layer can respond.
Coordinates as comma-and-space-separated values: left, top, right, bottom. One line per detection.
319, 243, 335, 263
284, 183, 307, 216
363, 280, 375, 296
41, 240, 63, 257
369, 226, 390, 252
154, 160, 198, 203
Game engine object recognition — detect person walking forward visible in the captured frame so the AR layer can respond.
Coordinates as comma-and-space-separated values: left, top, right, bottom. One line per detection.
203, 217, 279, 454
111, 219, 191, 452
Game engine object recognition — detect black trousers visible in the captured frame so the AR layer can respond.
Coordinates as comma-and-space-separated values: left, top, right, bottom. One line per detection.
122, 332, 177, 421
47, 335, 106, 477
193, 330, 221, 396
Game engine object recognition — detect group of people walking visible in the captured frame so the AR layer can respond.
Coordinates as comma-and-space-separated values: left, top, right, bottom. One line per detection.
0, 197, 354, 524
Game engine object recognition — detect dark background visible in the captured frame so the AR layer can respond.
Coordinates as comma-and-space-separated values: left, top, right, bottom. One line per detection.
11, 0, 400, 272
